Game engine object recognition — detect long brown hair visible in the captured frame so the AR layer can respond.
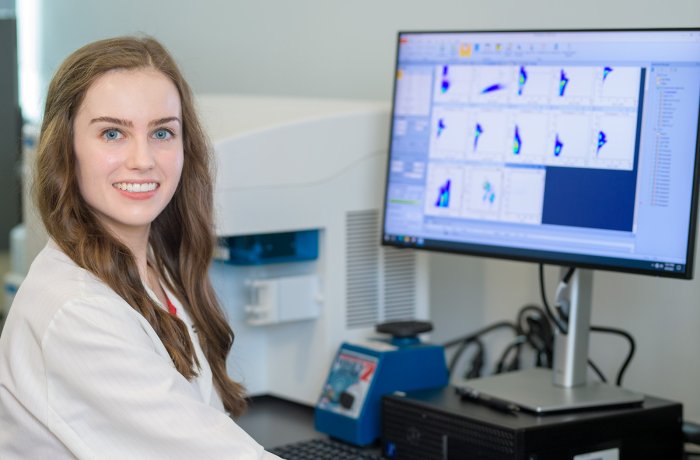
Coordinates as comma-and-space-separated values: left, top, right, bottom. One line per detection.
34, 36, 247, 416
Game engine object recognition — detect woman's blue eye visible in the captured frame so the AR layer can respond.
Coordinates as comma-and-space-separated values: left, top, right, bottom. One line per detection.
103, 129, 122, 141
153, 129, 172, 140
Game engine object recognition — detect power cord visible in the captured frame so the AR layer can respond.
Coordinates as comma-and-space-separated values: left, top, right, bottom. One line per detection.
444, 265, 636, 386
444, 321, 518, 378
494, 335, 526, 373
538, 264, 607, 382
516, 304, 553, 368
444, 308, 553, 378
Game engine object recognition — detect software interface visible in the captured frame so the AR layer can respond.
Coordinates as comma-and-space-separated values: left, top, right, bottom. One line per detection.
383, 30, 700, 275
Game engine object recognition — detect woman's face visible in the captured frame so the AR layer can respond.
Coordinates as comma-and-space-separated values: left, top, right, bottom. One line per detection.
72, 68, 184, 242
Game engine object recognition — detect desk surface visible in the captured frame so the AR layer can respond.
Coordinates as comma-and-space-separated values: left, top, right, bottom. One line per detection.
237, 396, 321, 449
238, 395, 700, 460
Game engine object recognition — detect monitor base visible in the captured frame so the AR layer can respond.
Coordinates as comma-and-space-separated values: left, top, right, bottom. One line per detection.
459, 367, 644, 414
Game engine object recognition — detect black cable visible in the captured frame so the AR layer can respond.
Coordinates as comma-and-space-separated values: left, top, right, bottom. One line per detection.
448, 337, 484, 377
447, 306, 558, 378
446, 264, 635, 385
587, 358, 607, 383
554, 266, 576, 323
495, 336, 526, 374
447, 338, 469, 375
442, 321, 518, 349
444, 321, 518, 379
539, 264, 567, 333
590, 325, 636, 386
516, 304, 553, 367
562, 266, 576, 284
516, 304, 546, 333
541, 265, 640, 385
463, 339, 485, 380
539, 264, 609, 383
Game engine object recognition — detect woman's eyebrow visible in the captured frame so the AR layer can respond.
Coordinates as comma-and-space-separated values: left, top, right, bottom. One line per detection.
149, 117, 181, 127
88, 116, 181, 127
90, 116, 133, 127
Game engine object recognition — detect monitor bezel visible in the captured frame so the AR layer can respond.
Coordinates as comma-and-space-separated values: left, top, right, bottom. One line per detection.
380, 28, 700, 280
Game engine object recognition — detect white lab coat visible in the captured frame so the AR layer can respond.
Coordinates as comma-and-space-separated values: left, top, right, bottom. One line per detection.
0, 241, 281, 459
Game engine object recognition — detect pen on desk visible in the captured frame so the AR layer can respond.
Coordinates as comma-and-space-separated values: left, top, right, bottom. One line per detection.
456, 386, 520, 415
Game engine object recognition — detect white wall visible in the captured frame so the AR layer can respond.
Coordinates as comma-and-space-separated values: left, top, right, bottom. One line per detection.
29, 0, 700, 113
27, 0, 700, 422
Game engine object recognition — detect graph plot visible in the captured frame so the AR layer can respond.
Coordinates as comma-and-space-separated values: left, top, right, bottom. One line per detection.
594, 66, 641, 107
435, 179, 451, 208
429, 107, 471, 160
551, 67, 597, 105
545, 113, 592, 167
426, 64, 642, 171
589, 112, 637, 168
433, 65, 474, 103
500, 167, 546, 224
424, 164, 464, 217
462, 166, 503, 219
469, 109, 510, 159
508, 114, 549, 163
471, 66, 511, 103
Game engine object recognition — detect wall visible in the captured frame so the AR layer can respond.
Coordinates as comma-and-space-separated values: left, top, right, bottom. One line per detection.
26, 0, 700, 422
0, 14, 20, 251
0, 0, 13, 13
30, 0, 700, 116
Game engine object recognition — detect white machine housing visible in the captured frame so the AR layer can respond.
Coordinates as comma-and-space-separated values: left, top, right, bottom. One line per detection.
199, 95, 430, 405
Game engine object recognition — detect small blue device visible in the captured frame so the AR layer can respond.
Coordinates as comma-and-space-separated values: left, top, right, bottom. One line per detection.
314, 321, 448, 446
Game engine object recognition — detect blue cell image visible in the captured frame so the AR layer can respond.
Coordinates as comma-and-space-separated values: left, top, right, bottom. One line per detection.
518, 66, 527, 96
441, 66, 450, 93
603, 66, 613, 82
481, 83, 505, 94
474, 123, 483, 151
554, 134, 564, 157
597, 131, 608, 154
435, 179, 451, 208
437, 118, 446, 138
482, 181, 496, 204
513, 125, 522, 155
559, 69, 569, 96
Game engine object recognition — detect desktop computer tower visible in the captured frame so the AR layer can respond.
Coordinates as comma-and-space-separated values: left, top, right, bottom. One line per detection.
382, 386, 682, 460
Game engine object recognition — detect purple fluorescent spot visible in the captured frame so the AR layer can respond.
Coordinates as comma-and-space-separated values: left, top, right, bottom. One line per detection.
481, 83, 505, 94
554, 134, 563, 157
518, 66, 527, 96
474, 123, 483, 151
441, 65, 450, 93
513, 125, 522, 155
435, 179, 451, 208
597, 131, 608, 154
437, 119, 446, 137
559, 69, 569, 96
603, 66, 613, 81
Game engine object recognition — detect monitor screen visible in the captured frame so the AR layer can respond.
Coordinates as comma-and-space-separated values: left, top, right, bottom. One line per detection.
382, 29, 700, 279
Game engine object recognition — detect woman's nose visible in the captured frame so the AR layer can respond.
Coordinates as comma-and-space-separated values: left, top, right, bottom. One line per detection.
125, 136, 155, 170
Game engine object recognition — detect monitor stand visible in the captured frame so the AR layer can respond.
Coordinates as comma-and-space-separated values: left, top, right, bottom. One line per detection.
460, 268, 644, 414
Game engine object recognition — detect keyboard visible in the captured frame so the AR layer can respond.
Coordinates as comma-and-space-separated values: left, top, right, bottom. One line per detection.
269, 438, 383, 460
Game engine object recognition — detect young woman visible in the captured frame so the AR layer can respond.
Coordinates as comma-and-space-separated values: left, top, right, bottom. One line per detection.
0, 36, 280, 459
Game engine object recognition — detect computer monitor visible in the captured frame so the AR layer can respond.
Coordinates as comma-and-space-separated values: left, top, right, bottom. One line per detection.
381, 29, 700, 412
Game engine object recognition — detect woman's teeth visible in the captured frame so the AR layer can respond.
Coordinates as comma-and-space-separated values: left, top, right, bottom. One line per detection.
113, 182, 158, 192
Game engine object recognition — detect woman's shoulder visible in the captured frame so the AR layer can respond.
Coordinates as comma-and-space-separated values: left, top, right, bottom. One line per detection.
7, 241, 132, 337
24, 241, 115, 299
